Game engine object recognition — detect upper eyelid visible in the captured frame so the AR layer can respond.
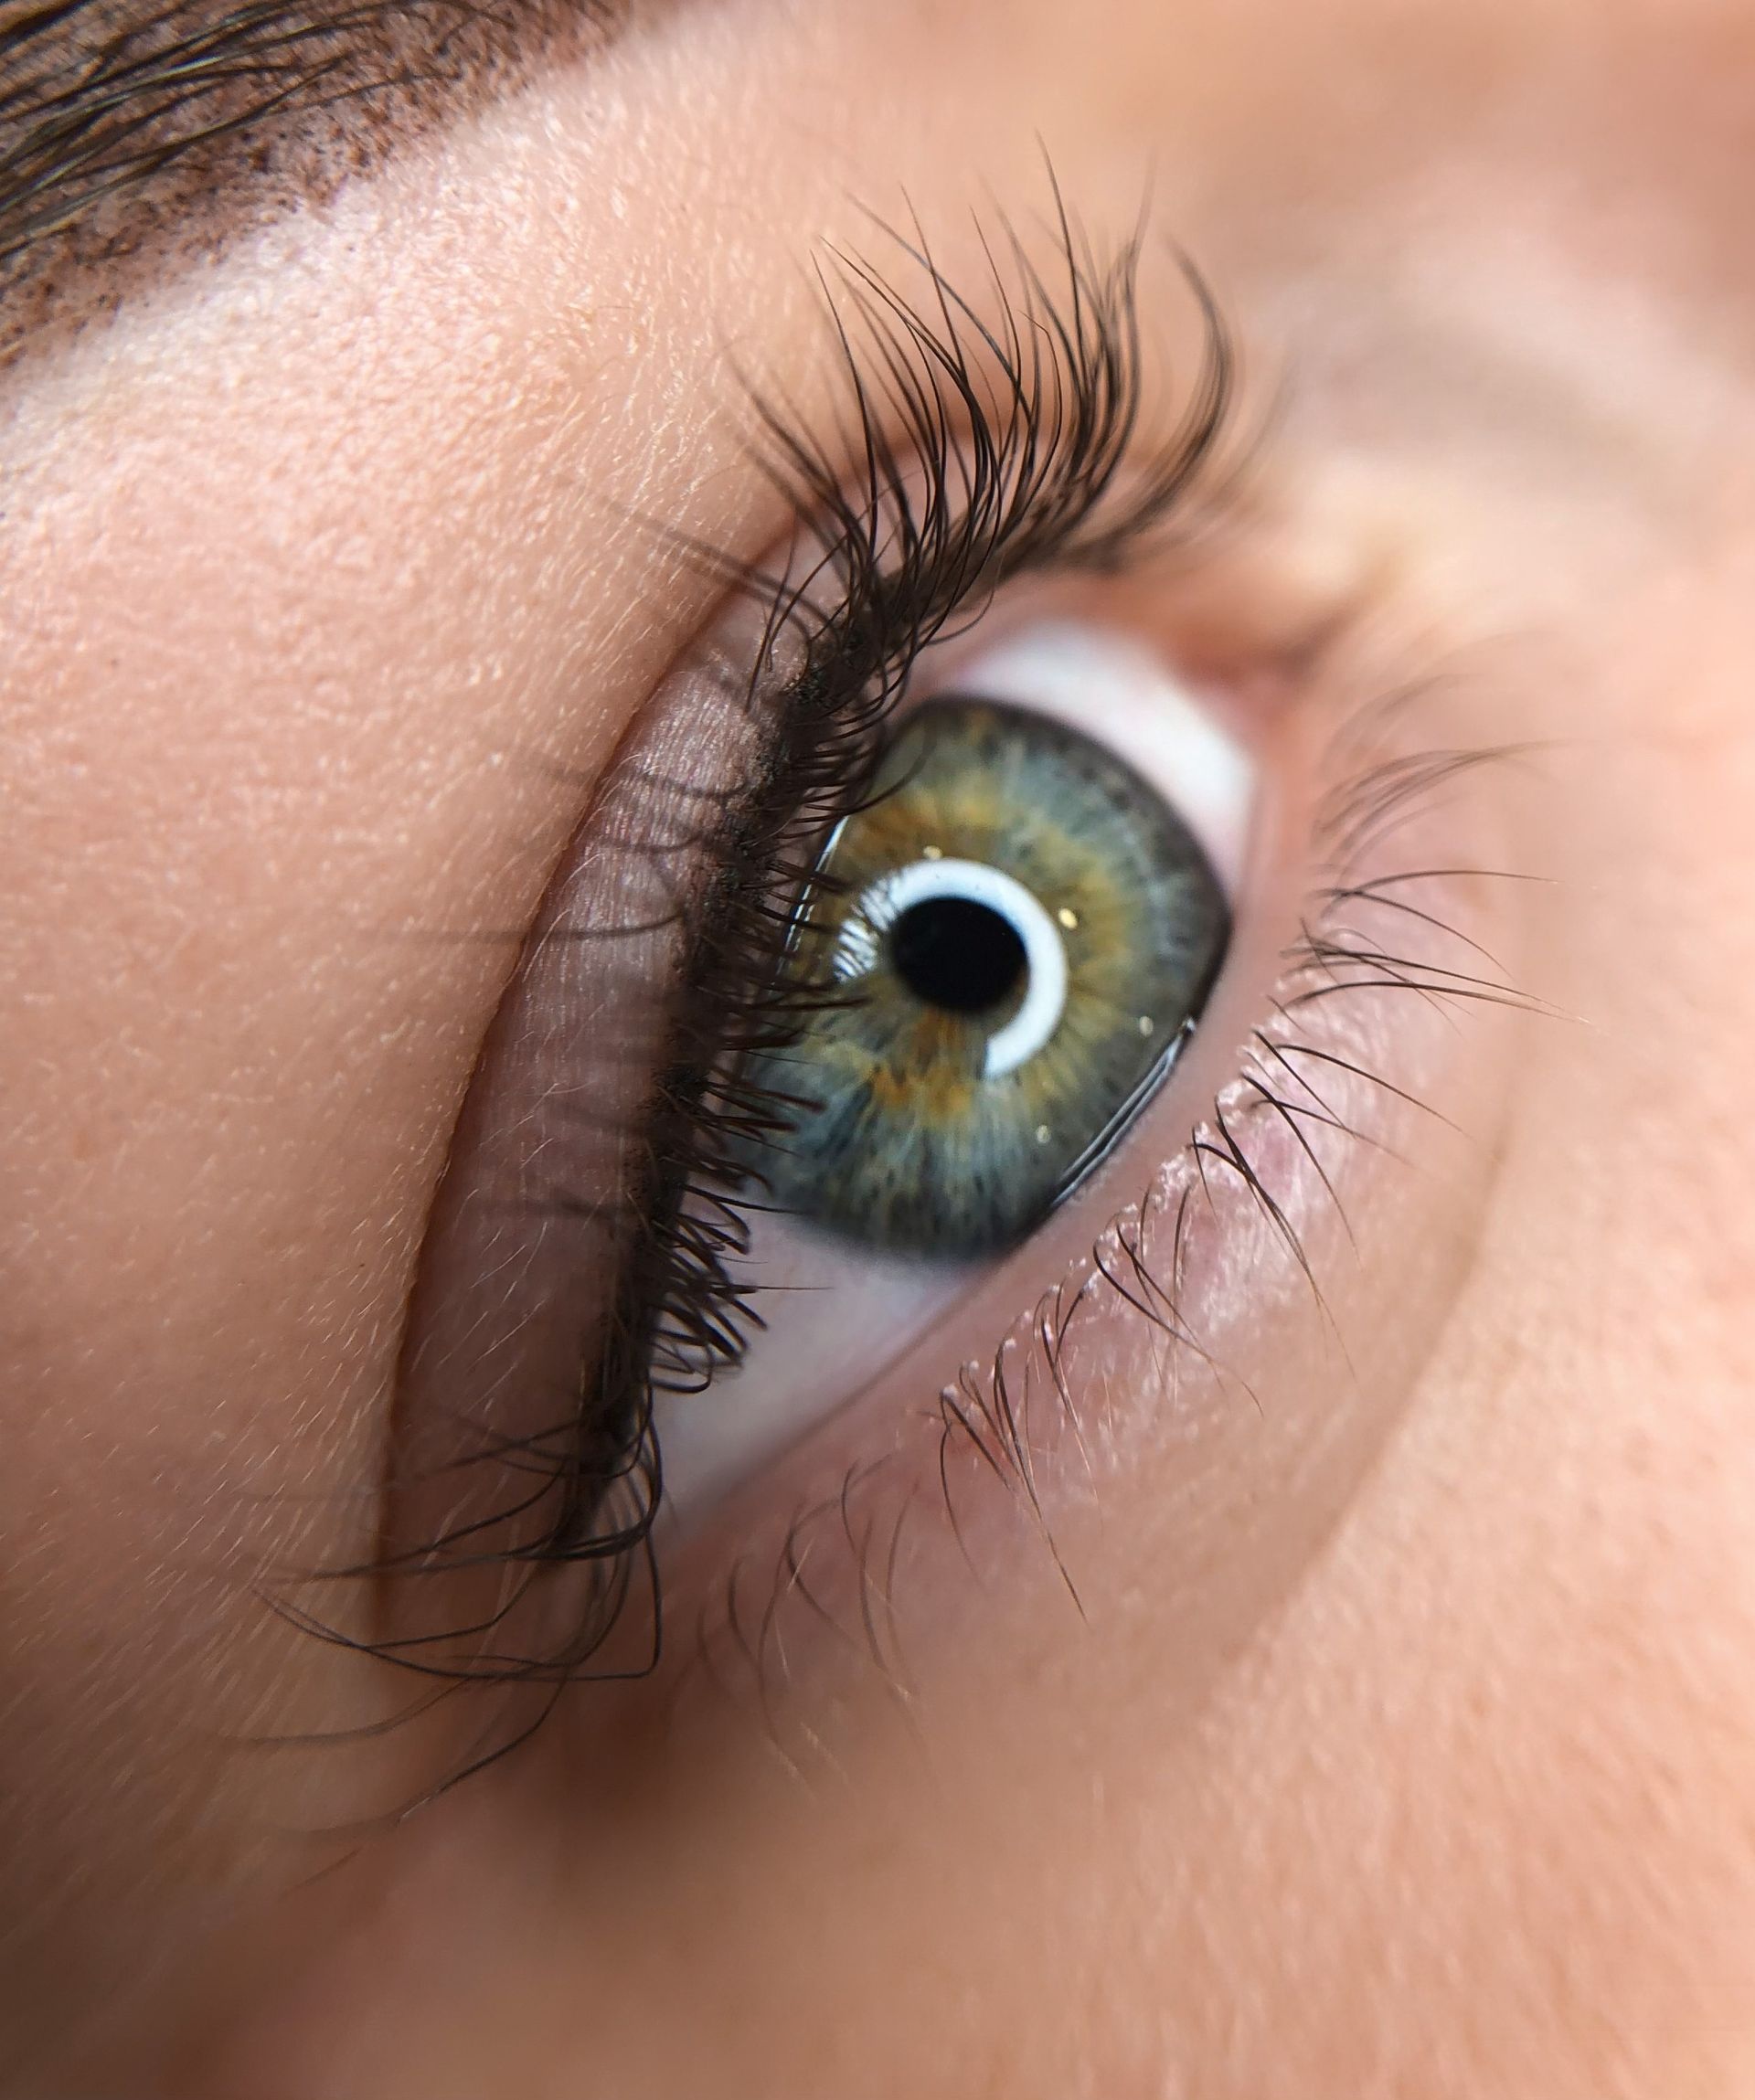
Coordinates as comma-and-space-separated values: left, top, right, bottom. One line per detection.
580, 208, 1249, 1425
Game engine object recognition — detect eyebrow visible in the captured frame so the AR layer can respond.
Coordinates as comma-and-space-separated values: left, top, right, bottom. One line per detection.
0, 0, 618, 365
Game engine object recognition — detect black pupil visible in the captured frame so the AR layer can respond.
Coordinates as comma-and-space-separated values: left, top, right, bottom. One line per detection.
889, 895, 1028, 1014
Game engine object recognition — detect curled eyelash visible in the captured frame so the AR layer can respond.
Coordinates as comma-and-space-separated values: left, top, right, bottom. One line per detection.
627, 209, 1236, 1472
277, 193, 1239, 1730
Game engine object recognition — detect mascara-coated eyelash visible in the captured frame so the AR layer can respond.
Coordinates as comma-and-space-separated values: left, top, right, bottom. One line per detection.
614, 221, 1234, 1505
287, 199, 1238, 1738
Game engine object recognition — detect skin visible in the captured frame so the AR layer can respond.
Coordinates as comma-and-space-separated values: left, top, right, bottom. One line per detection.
3, 0, 1755, 2091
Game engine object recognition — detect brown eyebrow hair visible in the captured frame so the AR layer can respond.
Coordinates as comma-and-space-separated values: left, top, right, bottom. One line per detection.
0, 0, 618, 366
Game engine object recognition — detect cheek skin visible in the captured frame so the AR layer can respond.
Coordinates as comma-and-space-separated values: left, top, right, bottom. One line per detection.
1153, 569, 1755, 2096
190, 509, 1755, 2100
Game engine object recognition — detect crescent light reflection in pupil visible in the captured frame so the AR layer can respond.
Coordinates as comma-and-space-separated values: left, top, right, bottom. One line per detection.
831, 855, 1070, 1078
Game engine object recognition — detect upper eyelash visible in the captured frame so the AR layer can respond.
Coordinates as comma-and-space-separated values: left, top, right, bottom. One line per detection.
626, 206, 1236, 1486
283, 194, 1237, 1750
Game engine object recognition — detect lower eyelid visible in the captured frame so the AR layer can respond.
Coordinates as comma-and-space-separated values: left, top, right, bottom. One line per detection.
633, 669, 1534, 1739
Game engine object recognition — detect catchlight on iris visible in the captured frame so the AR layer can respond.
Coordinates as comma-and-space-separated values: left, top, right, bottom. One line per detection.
747, 695, 1232, 1255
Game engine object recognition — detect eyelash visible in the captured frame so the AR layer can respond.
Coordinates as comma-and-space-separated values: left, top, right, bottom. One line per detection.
687, 727, 1529, 1723
618, 210, 1237, 1541
289, 197, 1237, 1704
290, 197, 1520, 1778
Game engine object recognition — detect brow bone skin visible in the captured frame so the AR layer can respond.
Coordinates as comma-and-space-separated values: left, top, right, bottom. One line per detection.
0, 0, 622, 364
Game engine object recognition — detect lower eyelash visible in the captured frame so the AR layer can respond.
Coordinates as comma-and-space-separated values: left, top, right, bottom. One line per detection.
270, 198, 1526, 1803
678, 717, 1539, 1729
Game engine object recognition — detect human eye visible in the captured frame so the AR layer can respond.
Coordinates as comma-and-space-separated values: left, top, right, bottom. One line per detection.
17, 0, 1755, 2073
331, 204, 1526, 1771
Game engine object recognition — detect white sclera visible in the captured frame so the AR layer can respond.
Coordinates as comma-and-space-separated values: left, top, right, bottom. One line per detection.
836, 855, 1069, 1077
658, 1236, 971, 1524
944, 619, 1256, 887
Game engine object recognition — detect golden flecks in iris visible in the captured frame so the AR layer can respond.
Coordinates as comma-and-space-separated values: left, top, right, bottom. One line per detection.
869, 1058, 978, 1120
864, 1006, 986, 1120
746, 697, 1228, 1253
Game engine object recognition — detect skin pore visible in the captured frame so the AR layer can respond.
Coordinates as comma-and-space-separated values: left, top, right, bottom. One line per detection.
5, 0, 1755, 2093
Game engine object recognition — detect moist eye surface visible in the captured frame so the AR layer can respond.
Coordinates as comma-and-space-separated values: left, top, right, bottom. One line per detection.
744, 695, 1230, 1256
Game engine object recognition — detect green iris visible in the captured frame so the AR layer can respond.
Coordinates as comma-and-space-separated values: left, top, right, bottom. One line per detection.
747, 697, 1230, 1256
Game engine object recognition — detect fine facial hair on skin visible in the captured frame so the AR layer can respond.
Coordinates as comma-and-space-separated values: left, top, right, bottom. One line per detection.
3, 3, 1755, 2096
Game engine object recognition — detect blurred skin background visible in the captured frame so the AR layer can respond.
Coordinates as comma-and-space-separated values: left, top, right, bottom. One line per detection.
5, 0, 1755, 2093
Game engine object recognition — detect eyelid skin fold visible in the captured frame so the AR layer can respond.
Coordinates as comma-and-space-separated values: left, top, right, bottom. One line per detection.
377, 600, 791, 1688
